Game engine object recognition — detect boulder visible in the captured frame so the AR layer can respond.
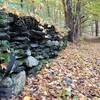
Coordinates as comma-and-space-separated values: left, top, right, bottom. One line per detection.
11, 71, 26, 95
0, 71, 26, 96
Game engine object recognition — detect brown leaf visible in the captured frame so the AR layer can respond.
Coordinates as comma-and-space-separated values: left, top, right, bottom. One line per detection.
23, 96, 31, 100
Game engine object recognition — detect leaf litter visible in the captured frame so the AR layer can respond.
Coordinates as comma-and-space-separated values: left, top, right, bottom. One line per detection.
13, 41, 100, 100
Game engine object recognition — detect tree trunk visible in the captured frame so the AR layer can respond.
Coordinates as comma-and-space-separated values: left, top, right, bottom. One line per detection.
75, 0, 81, 39
66, 0, 74, 42
62, 0, 67, 27
44, 0, 50, 18
20, 0, 23, 8
95, 20, 99, 37
91, 21, 94, 36
66, 0, 81, 42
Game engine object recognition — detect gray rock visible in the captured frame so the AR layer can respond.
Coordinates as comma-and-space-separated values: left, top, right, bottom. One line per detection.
31, 43, 38, 48
64, 77, 73, 86
36, 55, 44, 60
52, 41, 59, 46
13, 37, 30, 42
47, 40, 52, 46
25, 56, 39, 67
26, 49, 32, 56
42, 52, 49, 58
0, 77, 13, 88
11, 71, 26, 95
25, 49, 39, 67
60, 41, 64, 47
47, 40, 59, 46
0, 87, 13, 98
0, 33, 10, 40
0, 71, 26, 96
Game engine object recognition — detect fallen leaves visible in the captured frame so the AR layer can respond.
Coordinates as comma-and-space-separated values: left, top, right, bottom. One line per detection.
0, 63, 7, 70
23, 96, 32, 100
14, 41, 100, 99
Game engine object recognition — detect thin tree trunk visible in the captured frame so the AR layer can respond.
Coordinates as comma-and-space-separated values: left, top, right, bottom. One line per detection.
66, 0, 73, 29
75, 0, 81, 39
66, 0, 74, 42
95, 20, 99, 36
44, 0, 50, 18
62, 0, 67, 27
91, 22, 94, 36
20, 0, 23, 8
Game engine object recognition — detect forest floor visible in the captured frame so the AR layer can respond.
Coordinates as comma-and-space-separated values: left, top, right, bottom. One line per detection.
15, 38, 100, 100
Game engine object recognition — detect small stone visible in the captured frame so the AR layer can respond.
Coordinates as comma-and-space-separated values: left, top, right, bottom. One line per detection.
64, 77, 73, 86
31, 43, 38, 48
96, 59, 100, 65
36, 55, 44, 60
52, 41, 59, 46
47, 40, 60, 46
0, 77, 13, 88
25, 56, 39, 67
60, 41, 64, 47
47, 40, 52, 46
26, 49, 31, 56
